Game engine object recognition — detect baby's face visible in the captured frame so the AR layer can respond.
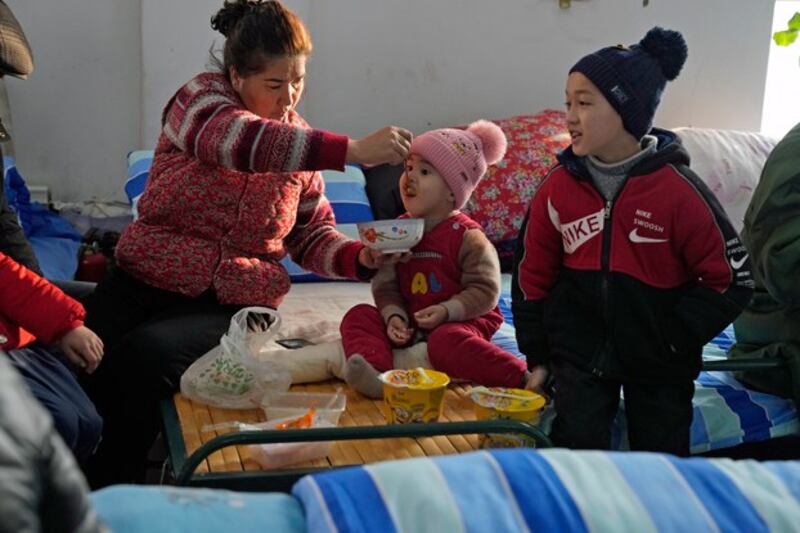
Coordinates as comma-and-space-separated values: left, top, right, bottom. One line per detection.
399, 154, 454, 219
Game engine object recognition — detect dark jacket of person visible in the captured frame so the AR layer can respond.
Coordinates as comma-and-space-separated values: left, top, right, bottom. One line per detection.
729, 123, 800, 399
0, 119, 42, 275
513, 130, 753, 384
0, 355, 105, 533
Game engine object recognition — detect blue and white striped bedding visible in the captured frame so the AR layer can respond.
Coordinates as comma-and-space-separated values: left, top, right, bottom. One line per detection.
492, 282, 799, 454
293, 448, 800, 533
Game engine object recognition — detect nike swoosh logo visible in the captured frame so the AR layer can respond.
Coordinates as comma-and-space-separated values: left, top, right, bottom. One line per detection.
731, 254, 748, 269
628, 228, 668, 244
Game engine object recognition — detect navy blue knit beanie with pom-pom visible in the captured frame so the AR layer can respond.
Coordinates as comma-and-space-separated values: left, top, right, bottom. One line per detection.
570, 27, 688, 139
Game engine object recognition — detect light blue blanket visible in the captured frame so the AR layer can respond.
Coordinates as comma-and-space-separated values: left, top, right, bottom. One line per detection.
92, 485, 305, 533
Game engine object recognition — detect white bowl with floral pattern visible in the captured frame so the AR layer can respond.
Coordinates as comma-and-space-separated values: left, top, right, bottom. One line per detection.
357, 218, 424, 254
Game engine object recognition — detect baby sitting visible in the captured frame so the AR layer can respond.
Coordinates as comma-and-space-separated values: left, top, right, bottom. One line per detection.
339, 121, 533, 398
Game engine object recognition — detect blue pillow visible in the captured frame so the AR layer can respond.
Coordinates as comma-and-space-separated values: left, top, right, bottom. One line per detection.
125, 150, 153, 219
124, 153, 372, 281
91, 485, 305, 533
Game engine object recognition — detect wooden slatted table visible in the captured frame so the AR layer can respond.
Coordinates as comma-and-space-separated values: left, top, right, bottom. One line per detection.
161, 380, 551, 492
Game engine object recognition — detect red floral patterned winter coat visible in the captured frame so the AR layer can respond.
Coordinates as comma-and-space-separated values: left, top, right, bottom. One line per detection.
116, 73, 364, 307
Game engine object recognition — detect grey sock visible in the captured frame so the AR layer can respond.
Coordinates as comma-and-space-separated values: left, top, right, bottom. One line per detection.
344, 354, 384, 399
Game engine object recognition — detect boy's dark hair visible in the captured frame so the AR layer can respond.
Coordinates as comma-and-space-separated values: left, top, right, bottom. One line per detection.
209, 0, 312, 78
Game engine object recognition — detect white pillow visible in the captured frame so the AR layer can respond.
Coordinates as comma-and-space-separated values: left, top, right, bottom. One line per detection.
675, 127, 778, 234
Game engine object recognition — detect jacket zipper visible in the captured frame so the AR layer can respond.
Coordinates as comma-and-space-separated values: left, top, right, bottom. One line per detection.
592, 199, 614, 378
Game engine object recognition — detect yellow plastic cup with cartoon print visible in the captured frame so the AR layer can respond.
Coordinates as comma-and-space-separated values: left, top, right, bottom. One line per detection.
378, 368, 450, 424
470, 386, 546, 448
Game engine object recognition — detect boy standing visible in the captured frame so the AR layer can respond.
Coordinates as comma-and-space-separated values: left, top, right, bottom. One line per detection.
512, 27, 753, 455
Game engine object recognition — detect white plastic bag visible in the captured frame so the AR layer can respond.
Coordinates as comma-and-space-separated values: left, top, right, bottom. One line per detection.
180, 307, 292, 409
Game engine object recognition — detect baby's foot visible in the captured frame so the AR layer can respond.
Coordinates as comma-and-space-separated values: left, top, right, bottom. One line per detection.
344, 354, 384, 399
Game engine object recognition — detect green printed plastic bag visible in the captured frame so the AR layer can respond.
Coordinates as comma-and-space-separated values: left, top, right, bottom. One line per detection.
181, 307, 291, 408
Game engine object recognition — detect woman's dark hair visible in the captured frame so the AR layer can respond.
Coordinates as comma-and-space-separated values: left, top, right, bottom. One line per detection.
210, 0, 312, 77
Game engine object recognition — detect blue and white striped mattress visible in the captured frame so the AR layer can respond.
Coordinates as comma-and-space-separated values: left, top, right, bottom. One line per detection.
491, 280, 798, 454
293, 448, 800, 533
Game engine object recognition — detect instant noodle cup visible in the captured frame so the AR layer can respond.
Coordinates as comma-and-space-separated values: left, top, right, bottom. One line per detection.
469, 386, 546, 448
378, 368, 450, 424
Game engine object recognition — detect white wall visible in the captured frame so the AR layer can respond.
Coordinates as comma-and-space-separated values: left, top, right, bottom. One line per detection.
302, 0, 774, 137
143, 0, 776, 144
141, 0, 226, 151
6, 0, 141, 202
4, 0, 777, 202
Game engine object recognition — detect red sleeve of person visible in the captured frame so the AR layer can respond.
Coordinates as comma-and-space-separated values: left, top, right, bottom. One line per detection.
0, 252, 85, 350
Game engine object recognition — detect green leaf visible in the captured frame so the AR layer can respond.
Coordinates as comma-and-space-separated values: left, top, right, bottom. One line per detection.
788, 12, 800, 31
774, 29, 799, 47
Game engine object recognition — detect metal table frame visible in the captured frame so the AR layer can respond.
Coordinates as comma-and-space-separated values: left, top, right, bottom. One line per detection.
160, 398, 552, 492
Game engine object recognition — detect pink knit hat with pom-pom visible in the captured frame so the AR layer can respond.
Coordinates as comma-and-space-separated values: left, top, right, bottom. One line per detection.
410, 120, 507, 209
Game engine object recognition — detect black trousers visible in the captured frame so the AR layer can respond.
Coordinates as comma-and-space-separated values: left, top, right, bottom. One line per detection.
80, 268, 242, 487
549, 358, 695, 456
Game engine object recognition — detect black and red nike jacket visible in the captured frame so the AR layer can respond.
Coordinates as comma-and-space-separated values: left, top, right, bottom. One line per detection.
511, 129, 754, 384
